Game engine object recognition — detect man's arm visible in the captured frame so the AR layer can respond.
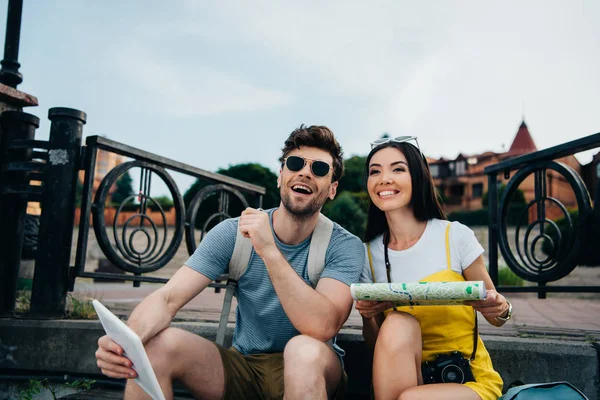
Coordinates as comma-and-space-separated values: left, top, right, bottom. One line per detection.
127, 265, 212, 342
263, 252, 353, 341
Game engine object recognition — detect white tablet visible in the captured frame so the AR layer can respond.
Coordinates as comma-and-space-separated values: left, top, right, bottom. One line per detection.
92, 300, 166, 400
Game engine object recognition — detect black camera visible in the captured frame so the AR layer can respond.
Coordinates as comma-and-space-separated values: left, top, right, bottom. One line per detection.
421, 351, 475, 384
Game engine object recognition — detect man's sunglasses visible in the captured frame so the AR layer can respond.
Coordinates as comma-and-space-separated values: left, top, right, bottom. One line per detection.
370, 135, 421, 153
284, 155, 332, 177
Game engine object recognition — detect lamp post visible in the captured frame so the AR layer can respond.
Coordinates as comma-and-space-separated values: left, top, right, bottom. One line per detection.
0, 0, 24, 88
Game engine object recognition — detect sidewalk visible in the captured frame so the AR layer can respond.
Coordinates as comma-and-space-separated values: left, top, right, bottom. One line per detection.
74, 280, 600, 341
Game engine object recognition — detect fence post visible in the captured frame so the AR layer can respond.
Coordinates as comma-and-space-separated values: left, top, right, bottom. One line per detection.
30, 107, 86, 317
0, 111, 39, 314
488, 172, 499, 286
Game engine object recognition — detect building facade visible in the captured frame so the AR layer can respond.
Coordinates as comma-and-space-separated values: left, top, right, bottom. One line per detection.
429, 121, 581, 217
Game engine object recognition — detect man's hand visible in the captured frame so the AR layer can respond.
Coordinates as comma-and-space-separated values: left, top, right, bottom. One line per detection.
95, 335, 137, 379
238, 208, 278, 259
355, 300, 394, 319
464, 289, 508, 318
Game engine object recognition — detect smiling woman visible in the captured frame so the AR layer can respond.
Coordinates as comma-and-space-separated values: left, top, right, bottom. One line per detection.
356, 140, 506, 400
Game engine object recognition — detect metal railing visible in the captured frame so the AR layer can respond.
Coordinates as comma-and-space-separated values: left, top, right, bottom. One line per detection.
485, 132, 600, 298
0, 107, 265, 317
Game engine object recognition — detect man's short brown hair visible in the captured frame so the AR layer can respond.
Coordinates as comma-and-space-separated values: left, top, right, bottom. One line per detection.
279, 125, 344, 182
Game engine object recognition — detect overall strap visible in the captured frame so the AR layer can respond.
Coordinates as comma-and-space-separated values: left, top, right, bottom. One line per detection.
367, 242, 376, 283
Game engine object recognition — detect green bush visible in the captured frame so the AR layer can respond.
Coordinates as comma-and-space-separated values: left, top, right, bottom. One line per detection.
448, 206, 526, 227
497, 267, 525, 286
149, 195, 174, 211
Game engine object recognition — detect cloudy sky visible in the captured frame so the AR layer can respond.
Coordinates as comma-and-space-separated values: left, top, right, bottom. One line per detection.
5, 1, 600, 194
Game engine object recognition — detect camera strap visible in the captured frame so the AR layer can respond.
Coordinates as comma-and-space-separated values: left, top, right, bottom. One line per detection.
470, 309, 478, 361
383, 229, 479, 362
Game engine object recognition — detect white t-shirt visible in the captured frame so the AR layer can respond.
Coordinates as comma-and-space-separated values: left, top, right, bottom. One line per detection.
360, 219, 484, 283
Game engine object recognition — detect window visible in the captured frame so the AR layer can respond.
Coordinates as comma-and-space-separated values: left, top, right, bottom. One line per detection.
450, 185, 464, 197
472, 183, 483, 198
456, 161, 466, 176
430, 164, 439, 178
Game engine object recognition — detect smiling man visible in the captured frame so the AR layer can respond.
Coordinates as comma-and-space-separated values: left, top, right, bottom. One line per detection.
95, 125, 365, 400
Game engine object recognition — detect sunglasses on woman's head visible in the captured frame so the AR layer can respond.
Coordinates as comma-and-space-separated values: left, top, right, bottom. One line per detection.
284, 155, 332, 177
370, 136, 421, 153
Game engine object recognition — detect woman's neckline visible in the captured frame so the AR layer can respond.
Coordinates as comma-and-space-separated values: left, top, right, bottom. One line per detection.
385, 219, 431, 254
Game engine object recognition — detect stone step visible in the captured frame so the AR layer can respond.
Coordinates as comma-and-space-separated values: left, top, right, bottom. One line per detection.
61, 388, 193, 399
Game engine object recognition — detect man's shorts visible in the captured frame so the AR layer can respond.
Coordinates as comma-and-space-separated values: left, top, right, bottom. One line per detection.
215, 343, 347, 400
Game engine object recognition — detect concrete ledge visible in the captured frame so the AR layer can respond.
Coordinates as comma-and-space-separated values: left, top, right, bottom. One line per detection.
1, 319, 598, 399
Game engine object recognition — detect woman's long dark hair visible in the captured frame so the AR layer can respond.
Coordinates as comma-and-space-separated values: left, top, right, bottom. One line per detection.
363, 141, 447, 242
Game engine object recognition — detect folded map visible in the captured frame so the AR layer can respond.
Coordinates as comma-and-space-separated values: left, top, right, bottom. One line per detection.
350, 281, 486, 306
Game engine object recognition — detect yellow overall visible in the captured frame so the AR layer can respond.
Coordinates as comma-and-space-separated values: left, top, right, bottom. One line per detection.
367, 224, 503, 400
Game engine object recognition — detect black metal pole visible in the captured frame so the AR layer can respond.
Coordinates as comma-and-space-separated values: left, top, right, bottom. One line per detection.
0, 0, 24, 88
0, 110, 39, 315
488, 173, 499, 286
30, 107, 86, 317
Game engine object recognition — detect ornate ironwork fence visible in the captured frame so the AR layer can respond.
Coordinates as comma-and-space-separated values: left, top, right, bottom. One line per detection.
0, 107, 265, 317
485, 132, 600, 298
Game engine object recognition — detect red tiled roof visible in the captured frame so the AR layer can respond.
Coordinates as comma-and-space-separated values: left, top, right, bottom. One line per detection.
508, 120, 537, 154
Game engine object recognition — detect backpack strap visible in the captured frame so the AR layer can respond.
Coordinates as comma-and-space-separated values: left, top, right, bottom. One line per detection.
228, 213, 334, 285
306, 213, 334, 288
228, 219, 253, 281
216, 218, 250, 346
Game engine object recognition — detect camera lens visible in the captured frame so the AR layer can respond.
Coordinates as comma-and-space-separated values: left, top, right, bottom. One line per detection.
441, 365, 465, 383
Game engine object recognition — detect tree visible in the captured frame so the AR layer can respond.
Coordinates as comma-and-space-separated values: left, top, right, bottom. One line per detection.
183, 163, 279, 229
337, 155, 366, 193
323, 191, 367, 238
217, 163, 279, 209
111, 172, 134, 204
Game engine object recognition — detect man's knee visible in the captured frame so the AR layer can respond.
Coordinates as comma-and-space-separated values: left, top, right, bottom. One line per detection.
145, 327, 183, 357
144, 327, 203, 375
284, 335, 331, 369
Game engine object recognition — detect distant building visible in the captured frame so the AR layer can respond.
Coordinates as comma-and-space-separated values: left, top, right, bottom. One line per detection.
429, 120, 581, 217
79, 149, 127, 193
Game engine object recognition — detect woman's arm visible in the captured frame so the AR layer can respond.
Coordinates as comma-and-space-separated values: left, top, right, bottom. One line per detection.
462, 255, 511, 327
356, 300, 393, 347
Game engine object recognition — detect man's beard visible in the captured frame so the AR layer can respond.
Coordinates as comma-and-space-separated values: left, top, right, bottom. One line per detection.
281, 188, 328, 220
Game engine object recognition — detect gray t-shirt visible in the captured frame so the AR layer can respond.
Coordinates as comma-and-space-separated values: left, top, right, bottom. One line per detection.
185, 208, 364, 355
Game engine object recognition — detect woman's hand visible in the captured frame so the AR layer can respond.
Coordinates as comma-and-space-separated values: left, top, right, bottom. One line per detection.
465, 289, 509, 319
355, 300, 394, 319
